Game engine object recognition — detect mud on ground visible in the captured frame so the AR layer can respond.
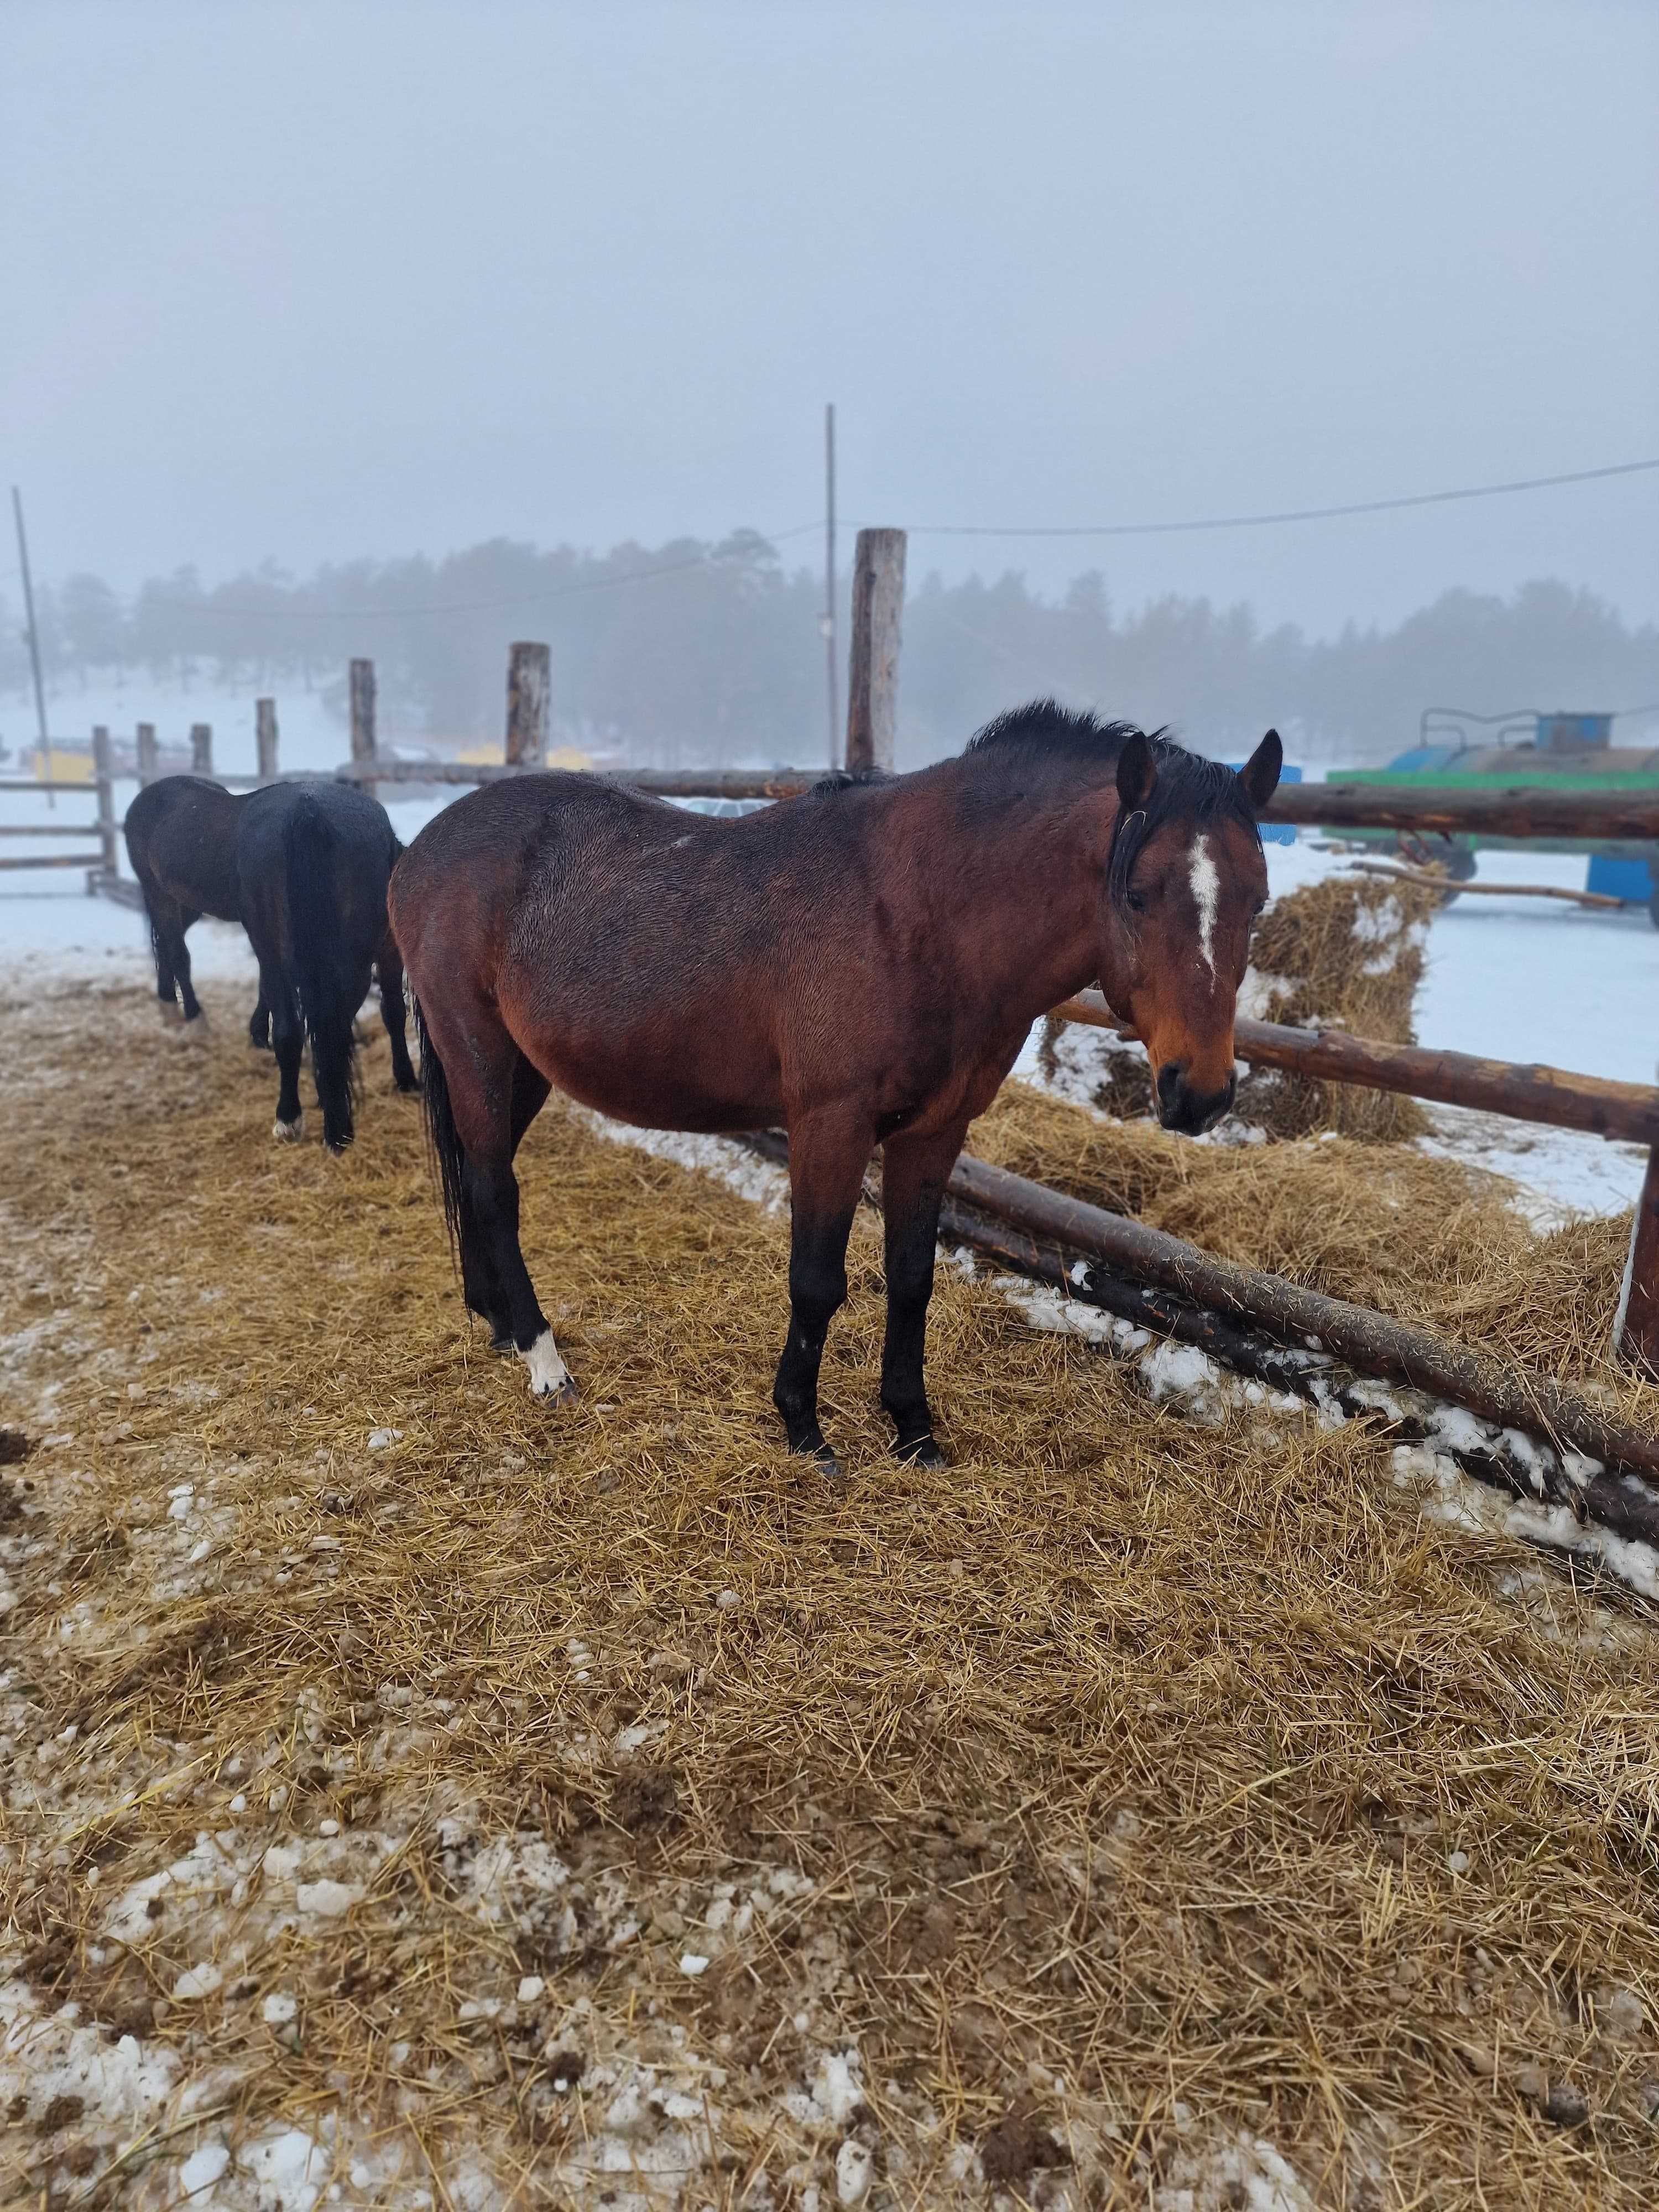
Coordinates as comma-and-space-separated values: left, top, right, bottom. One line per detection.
3, 975, 1659, 2209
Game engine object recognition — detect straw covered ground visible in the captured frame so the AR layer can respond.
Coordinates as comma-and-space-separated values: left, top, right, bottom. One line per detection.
4, 971, 1659, 2209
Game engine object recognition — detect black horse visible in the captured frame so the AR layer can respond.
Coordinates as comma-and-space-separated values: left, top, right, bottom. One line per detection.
123, 776, 264, 1036
235, 781, 418, 1151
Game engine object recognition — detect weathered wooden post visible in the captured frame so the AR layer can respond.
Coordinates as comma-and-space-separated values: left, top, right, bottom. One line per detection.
91, 725, 118, 883
506, 642, 550, 768
255, 697, 279, 782
349, 659, 377, 768
135, 723, 158, 786
1616, 1151, 1659, 1377
844, 528, 906, 774
190, 723, 213, 776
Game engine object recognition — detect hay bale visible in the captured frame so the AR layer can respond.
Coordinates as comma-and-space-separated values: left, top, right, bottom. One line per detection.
1237, 873, 1442, 1140
1039, 873, 1442, 1140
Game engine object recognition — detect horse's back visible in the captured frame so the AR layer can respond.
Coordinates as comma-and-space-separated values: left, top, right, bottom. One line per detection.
123, 775, 243, 919
390, 774, 685, 964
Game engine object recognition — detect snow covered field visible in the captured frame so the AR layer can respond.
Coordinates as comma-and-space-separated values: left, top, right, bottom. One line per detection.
3, 784, 1651, 1219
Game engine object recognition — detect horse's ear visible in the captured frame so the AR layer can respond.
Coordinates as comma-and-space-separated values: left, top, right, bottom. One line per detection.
1239, 728, 1282, 811
1116, 731, 1157, 812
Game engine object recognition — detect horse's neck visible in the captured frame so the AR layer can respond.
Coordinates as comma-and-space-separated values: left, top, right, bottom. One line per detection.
916, 777, 1113, 1022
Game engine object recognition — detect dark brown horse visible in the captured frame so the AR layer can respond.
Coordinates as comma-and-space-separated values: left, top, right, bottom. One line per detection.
123, 775, 257, 1034
390, 705, 1280, 1468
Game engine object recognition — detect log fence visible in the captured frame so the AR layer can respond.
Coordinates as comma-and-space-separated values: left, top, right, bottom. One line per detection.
13, 525, 1658, 1441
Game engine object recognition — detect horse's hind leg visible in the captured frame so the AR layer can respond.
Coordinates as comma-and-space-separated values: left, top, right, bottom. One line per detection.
267, 973, 305, 1140
772, 1112, 870, 1473
375, 935, 419, 1094
249, 992, 271, 1050
426, 994, 571, 1402
170, 910, 204, 1022
878, 1123, 965, 1467
143, 892, 195, 1019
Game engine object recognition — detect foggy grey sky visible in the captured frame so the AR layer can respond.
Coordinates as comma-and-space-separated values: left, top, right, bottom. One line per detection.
4, 0, 1656, 636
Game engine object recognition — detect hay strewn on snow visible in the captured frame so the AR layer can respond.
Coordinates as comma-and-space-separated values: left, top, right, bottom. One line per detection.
1040, 874, 1442, 1140
3, 974, 1659, 2209
973, 1077, 1659, 1426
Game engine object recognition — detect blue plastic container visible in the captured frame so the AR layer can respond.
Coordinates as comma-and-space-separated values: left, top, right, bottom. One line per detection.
1586, 854, 1653, 904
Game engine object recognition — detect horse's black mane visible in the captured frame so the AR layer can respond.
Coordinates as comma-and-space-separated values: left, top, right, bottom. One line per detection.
966, 698, 1261, 901
966, 699, 1150, 766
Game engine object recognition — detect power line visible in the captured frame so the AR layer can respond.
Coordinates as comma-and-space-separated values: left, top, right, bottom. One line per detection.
4, 454, 1652, 629
877, 456, 1659, 539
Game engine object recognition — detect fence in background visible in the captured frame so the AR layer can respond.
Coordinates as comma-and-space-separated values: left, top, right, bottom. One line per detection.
12, 523, 1659, 1380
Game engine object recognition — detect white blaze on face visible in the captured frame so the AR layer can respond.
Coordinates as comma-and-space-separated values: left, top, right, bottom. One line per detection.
1188, 836, 1220, 980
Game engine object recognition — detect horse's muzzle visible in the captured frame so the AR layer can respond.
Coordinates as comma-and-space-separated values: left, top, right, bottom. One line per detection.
1155, 1062, 1236, 1136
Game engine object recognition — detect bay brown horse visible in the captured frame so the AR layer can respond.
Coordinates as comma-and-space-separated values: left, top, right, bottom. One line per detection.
390, 705, 1281, 1468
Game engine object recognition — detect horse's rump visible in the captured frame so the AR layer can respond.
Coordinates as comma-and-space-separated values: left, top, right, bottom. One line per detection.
238, 781, 400, 1150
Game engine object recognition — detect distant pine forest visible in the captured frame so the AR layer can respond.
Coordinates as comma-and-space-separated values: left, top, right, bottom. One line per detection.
6, 533, 1657, 766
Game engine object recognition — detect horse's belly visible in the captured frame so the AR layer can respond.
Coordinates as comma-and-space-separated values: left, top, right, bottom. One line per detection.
534, 1027, 784, 1136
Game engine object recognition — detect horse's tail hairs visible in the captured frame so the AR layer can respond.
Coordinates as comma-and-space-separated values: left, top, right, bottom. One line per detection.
411, 995, 466, 1263
283, 796, 363, 1150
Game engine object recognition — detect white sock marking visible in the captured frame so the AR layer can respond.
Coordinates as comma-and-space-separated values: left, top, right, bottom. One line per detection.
1188, 837, 1220, 979
273, 1113, 304, 1143
522, 1328, 572, 1400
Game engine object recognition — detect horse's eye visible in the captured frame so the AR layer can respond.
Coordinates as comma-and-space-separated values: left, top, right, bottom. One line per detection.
1126, 890, 1147, 916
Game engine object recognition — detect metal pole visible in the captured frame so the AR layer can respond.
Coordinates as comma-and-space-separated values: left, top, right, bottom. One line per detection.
824, 404, 837, 771
11, 487, 53, 804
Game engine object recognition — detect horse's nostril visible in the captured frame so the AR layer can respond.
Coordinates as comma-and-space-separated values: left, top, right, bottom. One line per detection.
1155, 1061, 1183, 1109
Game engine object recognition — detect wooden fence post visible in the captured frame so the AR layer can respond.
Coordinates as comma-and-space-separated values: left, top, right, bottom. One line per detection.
1615, 1149, 1659, 1378
349, 659, 377, 766
844, 528, 906, 774
256, 698, 279, 782
91, 726, 118, 881
190, 723, 213, 776
506, 642, 550, 768
135, 723, 158, 786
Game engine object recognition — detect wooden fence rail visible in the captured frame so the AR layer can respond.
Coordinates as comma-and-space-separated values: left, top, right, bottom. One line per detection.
332, 753, 1659, 842
1054, 989, 1659, 1147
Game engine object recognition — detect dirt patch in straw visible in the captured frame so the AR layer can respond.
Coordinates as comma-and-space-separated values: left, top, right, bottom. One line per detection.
4, 975, 1659, 2208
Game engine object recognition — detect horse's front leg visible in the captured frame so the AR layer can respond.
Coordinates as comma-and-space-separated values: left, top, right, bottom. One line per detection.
878, 1122, 967, 1465
773, 1113, 870, 1474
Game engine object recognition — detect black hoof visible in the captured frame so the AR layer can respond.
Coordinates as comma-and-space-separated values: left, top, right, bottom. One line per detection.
792, 1441, 842, 1479
895, 1433, 947, 1467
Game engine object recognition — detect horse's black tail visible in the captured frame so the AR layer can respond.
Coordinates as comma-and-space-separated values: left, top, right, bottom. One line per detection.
411, 994, 466, 1258
284, 795, 361, 1151
134, 868, 171, 1000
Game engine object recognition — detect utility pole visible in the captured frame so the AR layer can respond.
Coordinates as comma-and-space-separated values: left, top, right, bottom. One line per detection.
823, 404, 838, 770
11, 488, 53, 801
